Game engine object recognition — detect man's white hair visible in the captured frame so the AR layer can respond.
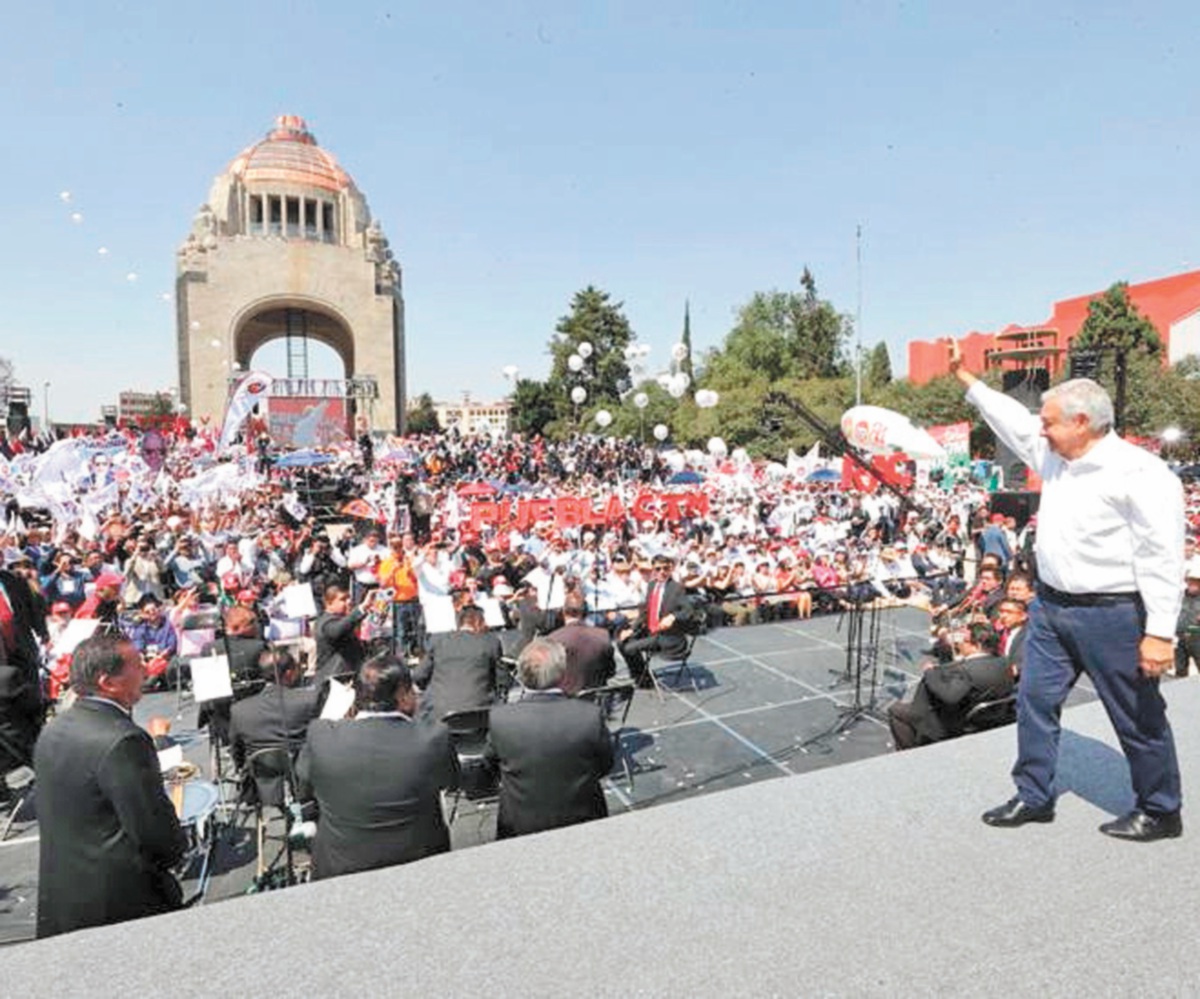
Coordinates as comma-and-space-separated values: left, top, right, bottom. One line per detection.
518, 637, 567, 690
1042, 378, 1114, 433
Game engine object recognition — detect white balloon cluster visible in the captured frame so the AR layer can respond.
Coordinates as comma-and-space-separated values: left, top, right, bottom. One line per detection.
56, 189, 157, 299
667, 371, 690, 399
694, 388, 720, 409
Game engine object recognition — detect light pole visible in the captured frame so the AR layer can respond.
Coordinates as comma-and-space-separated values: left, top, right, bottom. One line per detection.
43, 381, 50, 430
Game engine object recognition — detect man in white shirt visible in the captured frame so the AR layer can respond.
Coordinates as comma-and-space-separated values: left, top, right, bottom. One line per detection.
952, 343, 1184, 841
346, 529, 385, 600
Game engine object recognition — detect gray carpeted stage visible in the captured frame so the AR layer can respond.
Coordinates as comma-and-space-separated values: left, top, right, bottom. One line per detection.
4, 611, 1196, 996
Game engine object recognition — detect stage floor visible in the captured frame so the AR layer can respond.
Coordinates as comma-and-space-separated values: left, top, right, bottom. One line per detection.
0, 607, 1105, 944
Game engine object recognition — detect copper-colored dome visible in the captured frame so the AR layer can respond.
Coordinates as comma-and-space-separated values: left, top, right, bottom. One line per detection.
227, 115, 351, 194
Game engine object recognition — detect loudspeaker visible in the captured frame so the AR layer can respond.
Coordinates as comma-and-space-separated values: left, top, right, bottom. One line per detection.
990, 491, 1040, 531
995, 369, 1049, 488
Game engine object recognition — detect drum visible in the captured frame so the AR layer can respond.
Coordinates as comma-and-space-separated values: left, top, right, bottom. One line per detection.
171, 779, 220, 890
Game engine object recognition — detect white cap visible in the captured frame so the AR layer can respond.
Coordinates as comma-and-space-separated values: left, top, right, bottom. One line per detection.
1186, 556, 1200, 580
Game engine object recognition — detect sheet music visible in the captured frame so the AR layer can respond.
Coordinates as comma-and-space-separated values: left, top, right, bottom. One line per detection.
281, 582, 318, 620
422, 595, 456, 634
321, 678, 355, 720
476, 595, 506, 630
190, 654, 233, 703
157, 743, 183, 772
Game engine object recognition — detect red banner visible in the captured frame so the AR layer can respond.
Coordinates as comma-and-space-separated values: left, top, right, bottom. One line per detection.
840, 454, 913, 493
470, 491, 710, 532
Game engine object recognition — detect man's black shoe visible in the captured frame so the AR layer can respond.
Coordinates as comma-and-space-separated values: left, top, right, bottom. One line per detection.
981, 796, 1055, 827
1099, 809, 1182, 842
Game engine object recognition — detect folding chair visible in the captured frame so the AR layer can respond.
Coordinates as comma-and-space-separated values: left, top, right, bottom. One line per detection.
576, 680, 637, 790
648, 633, 699, 702
243, 745, 308, 887
961, 694, 1018, 735
0, 729, 35, 842
496, 656, 526, 703
440, 707, 497, 824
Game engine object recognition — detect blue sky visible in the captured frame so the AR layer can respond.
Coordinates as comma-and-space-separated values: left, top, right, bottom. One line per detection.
1, 1, 1197, 423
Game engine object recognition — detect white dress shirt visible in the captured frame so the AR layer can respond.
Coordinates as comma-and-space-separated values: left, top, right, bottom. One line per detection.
966, 381, 1184, 637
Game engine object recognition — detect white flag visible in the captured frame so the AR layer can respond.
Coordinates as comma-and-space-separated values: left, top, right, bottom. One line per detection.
218, 371, 271, 453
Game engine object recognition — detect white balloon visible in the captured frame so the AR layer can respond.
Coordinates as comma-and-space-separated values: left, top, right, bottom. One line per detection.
656, 373, 674, 390
671, 342, 689, 362
671, 372, 690, 393
191, 320, 202, 330
595, 409, 612, 428
126, 272, 138, 283
70, 212, 83, 224
633, 392, 649, 410
59, 191, 72, 203
577, 341, 593, 359
209, 338, 221, 348
668, 380, 686, 399
623, 345, 639, 360
568, 354, 584, 372
696, 389, 720, 409
638, 344, 651, 358
707, 437, 728, 456
501, 364, 520, 380
570, 386, 587, 405
160, 292, 171, 302
97, 247, 109, 256
653, 424, 669, 441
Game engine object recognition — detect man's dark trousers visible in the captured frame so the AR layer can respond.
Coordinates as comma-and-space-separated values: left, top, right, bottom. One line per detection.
1015, 593, 1181, 815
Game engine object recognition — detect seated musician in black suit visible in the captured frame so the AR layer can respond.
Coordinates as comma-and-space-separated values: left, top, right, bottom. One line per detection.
297, 653, 457, 879
228, 647, 321, 806
888, 621, 1014, 751
486, 637, 613, 839
413, 604, 502, 720
545, 592, 616, 695
617, 553, 697, 688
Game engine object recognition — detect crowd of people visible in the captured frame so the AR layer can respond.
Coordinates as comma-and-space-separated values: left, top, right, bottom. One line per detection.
3, 372, 1199, 936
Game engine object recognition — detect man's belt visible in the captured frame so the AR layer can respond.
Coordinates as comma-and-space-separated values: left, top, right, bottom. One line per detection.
1037, 583, 1139, 608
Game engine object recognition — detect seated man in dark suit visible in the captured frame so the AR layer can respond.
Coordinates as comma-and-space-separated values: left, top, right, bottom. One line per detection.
297, 653, 458, 879
545, 592, 616, 695
0, 565, 46, 789
34, 634, 186, 937
229, 648, 321, 806
993, 597, 1028, 677
313, 585, 374, 682
617, 554, 697, 688
413, 604, 502, 721
887, 621, 1014, 751
486, 637, 613, 839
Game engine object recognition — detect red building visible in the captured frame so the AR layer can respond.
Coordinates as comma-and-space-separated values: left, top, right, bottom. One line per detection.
908, 268, 1200, 384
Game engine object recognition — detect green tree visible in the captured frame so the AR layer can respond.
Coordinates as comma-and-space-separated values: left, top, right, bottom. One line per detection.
405, 392, 440, 434
679, 300, 696, 394
864, 342, 892, 387
704, 268, 851, 386
508, 378, 558, 436
546, 287, 635, 411
1074, 282, 1162, 357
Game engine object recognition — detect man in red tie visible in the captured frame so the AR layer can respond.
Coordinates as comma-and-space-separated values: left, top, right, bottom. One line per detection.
617, 554, 696, 688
